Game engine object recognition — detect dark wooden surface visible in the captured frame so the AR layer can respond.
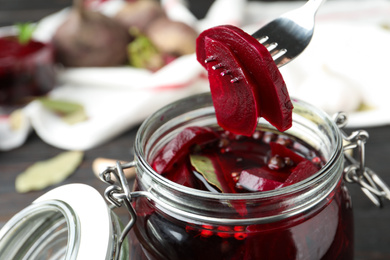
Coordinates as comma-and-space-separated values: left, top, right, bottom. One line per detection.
1, 1, 390, 259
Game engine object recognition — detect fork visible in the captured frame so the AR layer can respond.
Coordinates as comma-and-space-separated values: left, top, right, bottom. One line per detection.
252, 0, 325, 68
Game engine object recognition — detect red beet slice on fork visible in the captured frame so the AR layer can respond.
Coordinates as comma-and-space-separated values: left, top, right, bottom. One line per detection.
203, 37, 259, 136
196, 25, 293, 135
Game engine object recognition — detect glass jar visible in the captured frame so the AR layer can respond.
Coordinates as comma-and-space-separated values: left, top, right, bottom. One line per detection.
1, 95, 387, 260
123, 93, 353, 260
0, 184, 129, 260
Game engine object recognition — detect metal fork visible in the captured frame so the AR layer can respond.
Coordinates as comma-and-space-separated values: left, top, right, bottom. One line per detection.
252, 0, 325, 68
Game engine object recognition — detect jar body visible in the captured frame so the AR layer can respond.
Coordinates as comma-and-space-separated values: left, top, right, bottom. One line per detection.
130, 182, 353, 260
129, 93, 354, 260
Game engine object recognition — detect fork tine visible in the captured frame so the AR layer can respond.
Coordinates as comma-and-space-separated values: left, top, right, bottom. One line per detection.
272, 49, 288, 61
258, 36, 269, 44
252, 0, 325, 67
266, 42, 278, 52
272, 49, 289, 66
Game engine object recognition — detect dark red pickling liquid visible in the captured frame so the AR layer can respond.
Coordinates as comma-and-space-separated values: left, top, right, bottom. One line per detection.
152, 127, 325, 193
0, 36, 55, 105
130, 127, 354, 260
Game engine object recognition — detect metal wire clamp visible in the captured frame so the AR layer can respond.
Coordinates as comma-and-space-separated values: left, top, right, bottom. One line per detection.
334, 112, 390, 207
99, 161, 138, 260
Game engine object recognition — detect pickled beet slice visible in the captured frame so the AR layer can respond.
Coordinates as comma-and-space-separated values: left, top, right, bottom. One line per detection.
244, 167, 287, 183
212, 153, 243, 193
270, 142, 319, 186
238, 168, 283, 192
196, 25, 293, 135
283, 160, 319, 186
163, 159, 198, 188
202, 37, 259, 136
152, 126, 218, 174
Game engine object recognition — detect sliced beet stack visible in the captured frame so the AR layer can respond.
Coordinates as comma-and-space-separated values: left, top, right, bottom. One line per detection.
196, 25, 293, 136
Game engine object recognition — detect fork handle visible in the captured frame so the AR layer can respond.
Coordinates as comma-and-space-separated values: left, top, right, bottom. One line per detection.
302, 0, 326, 15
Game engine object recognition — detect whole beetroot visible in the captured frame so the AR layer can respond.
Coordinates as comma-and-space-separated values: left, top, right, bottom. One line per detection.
114, 0, 166, 33
145, 17, 198, 57
52, 0, 131, 67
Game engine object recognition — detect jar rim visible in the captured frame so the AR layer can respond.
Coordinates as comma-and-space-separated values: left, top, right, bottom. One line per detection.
133, 93, 344, 224
135, 93, 343, 199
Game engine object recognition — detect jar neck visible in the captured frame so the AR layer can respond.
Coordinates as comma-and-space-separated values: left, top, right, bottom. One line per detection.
134, 93, 344, 225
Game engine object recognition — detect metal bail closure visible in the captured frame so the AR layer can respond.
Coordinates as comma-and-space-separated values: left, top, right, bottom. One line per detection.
334, 112, 390, 207
99, 161, 138, 260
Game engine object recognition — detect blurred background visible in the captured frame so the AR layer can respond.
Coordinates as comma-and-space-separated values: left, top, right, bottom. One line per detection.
1, 1, 390, 259
1, 0, 297, 27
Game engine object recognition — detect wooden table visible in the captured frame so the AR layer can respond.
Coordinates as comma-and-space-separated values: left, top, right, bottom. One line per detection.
1, 1, 390, 259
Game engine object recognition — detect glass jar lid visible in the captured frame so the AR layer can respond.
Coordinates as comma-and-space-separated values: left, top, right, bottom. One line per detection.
0, 184, 115, 260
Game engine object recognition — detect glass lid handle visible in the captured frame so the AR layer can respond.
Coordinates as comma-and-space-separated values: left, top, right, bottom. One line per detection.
99, 161, 138, 260
334, 112, 390, 207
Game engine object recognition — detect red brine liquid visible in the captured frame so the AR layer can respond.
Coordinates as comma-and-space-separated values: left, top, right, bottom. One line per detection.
130, 127, 353, 260
0, 36, 56, 105
153, 127, 324, 193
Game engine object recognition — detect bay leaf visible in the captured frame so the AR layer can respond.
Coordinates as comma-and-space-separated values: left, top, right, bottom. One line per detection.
15, 151, 84, 193
190, 155, 223, 192
38, 98, 87, 125
61, 108, 88, 125
38, 98, 83, 114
